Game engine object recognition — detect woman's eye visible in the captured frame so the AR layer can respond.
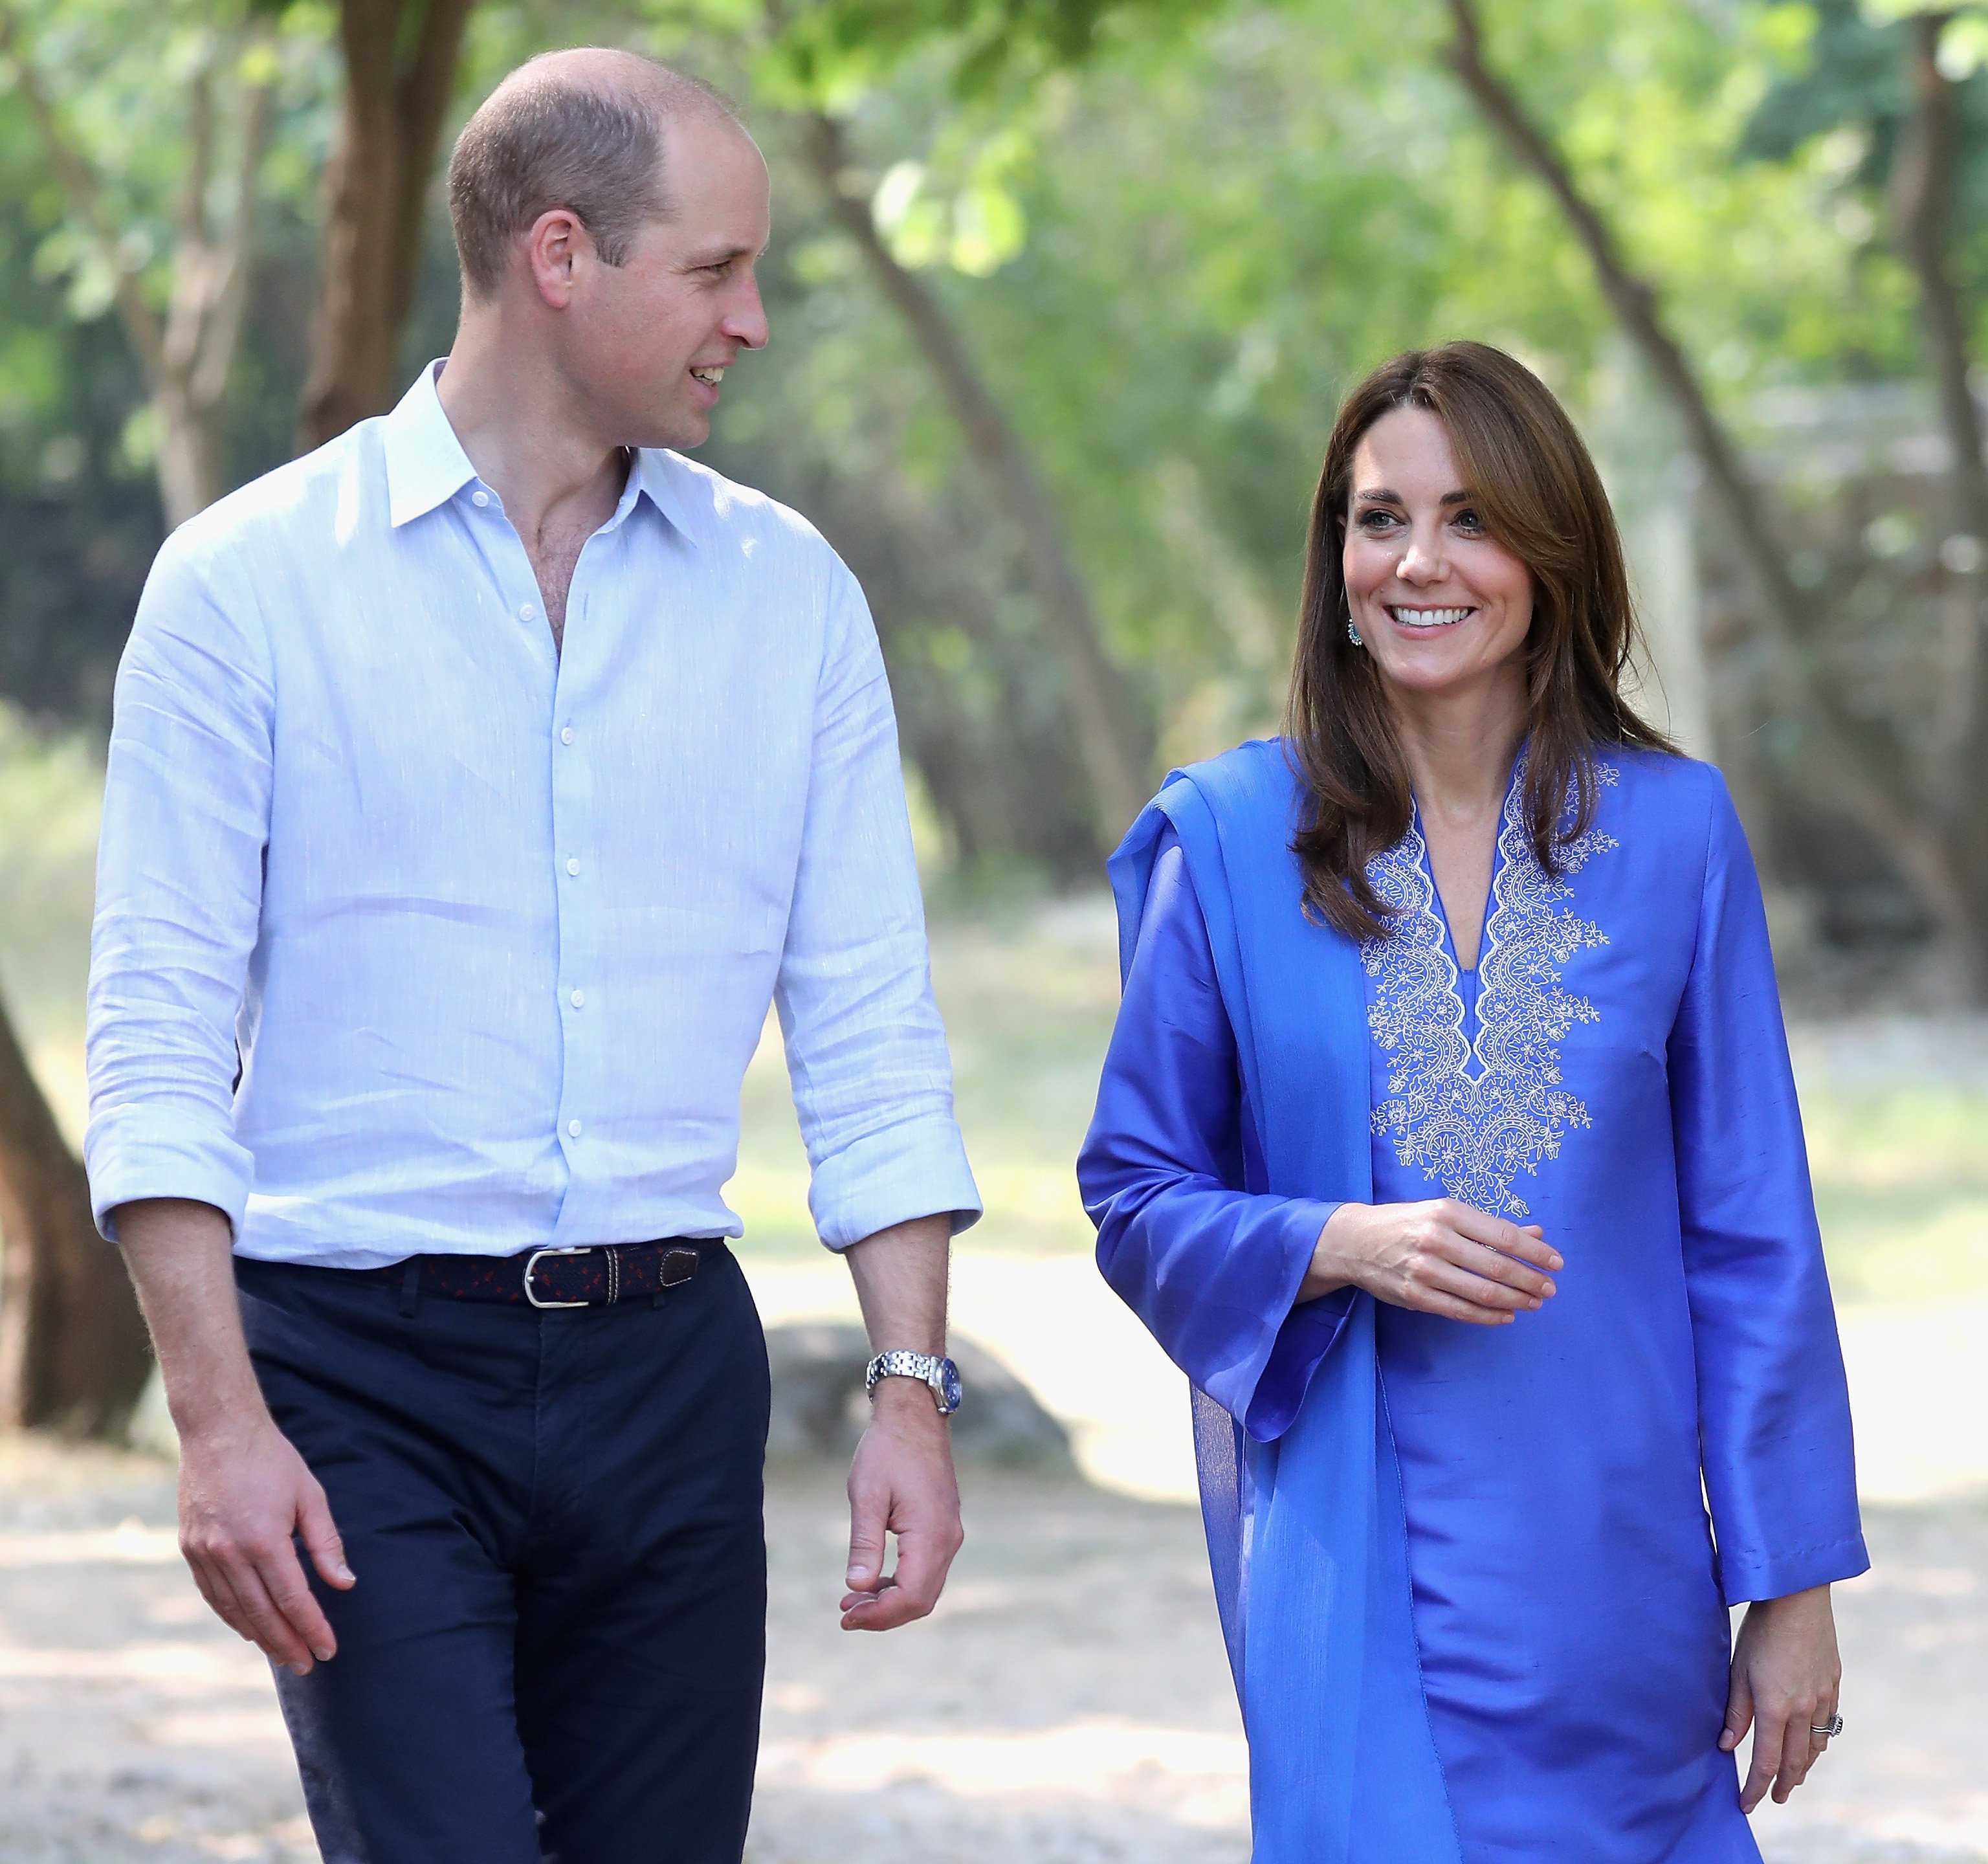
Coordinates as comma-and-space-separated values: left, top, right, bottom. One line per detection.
1358, 508, 1399, 531
1453, 508, 1485, 533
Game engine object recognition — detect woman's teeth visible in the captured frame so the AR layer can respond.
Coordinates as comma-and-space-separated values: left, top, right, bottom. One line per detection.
1390, 606, 1471, 628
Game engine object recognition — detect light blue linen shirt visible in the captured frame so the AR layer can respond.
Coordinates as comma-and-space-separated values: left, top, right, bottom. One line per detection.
85, 363, 982, 1269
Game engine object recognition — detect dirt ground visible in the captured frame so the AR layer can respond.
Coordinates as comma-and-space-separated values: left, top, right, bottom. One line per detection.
1, 1434, 1981, 1864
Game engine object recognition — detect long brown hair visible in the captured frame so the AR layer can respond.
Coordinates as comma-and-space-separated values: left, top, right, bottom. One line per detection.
1283, 340, 1674, 939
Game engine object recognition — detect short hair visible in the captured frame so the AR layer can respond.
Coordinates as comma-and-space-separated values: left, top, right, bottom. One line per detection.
447, 56, 738, 298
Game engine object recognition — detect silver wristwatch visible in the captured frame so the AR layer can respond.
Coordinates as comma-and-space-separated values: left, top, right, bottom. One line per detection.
864, 1349, 962, 1415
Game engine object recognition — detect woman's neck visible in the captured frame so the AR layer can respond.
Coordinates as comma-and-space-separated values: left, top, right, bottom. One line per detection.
1386, 669, 1529, 831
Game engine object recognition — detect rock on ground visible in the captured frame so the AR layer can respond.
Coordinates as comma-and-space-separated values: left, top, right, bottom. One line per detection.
765, 1323, 1076, 1471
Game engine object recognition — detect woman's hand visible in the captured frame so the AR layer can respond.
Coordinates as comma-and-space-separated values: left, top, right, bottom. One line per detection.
1301, 1198, 1560, 1324
1721, 1584, 1842, 1812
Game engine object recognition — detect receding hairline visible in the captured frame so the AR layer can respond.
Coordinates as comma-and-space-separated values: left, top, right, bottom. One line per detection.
472, 47, 744, 145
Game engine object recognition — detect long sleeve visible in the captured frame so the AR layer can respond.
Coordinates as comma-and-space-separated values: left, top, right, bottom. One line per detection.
1669, 778, 1868, 1603
775, 555, 981, 1249
85, 536, 273, 1240
1079, 828, 1354, 1439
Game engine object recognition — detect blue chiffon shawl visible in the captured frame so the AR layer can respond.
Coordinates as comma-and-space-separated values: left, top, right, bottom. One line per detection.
1105, 738, 1463, 1859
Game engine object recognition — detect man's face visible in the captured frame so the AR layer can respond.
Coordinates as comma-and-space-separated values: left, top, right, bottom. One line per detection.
562, 111, 771, 450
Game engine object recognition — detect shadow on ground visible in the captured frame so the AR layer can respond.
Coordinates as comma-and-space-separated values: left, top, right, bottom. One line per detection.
0, 1437, 1980, 1863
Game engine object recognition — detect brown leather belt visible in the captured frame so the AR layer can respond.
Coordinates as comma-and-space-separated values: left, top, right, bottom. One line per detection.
374, 1239, 716, 1309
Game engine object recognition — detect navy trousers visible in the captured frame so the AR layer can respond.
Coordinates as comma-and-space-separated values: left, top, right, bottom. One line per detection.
236, 1246, 769, 1864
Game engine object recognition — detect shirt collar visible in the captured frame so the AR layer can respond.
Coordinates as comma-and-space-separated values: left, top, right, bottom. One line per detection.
383, 362, 477, 527
628, 446, 698, 548
384, 360, 700, 548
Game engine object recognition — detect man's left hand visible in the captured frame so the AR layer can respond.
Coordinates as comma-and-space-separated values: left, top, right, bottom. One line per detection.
839, 1379, 963, 1631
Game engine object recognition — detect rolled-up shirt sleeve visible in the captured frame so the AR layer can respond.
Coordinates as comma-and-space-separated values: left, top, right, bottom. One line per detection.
775, 555, 981, 1250
85, 535, 272, 1241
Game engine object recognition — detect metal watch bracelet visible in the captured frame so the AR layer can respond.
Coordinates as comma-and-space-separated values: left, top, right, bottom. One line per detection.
863, 1349, 962, 1415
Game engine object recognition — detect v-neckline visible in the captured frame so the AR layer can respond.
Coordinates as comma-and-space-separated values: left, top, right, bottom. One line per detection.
1409, 756, 1522, 981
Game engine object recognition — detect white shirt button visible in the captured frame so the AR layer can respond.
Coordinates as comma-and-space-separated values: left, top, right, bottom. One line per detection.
567, 1118, 582, 1138
520, 603, 536, 621
569, 989, 585, 1008
560, 726, 574, 745
471, 490, 489, 507
566, 856, 580, 876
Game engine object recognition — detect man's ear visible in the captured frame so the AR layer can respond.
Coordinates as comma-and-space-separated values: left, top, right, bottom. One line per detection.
524, 208, 589, 309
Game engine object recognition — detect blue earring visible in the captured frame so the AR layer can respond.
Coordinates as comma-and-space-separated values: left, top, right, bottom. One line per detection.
1346, 619, 1363, 647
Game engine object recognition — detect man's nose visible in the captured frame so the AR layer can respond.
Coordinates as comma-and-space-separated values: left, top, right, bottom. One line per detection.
726, 274, 770, 351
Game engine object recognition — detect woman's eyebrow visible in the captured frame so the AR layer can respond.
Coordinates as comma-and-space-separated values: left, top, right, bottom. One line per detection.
1353, 487, 1473, 505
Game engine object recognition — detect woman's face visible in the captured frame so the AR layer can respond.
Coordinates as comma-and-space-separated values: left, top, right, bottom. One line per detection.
1342, 405, 1534, 704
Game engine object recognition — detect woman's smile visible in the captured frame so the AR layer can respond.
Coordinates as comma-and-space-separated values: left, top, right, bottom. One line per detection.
1387, 603, 1477, 630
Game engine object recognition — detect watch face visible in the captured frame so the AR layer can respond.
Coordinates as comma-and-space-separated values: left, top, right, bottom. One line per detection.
938, 1359, 963, 1413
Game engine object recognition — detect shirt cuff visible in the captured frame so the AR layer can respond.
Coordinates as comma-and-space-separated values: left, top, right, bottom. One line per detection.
83, 1105, 254, 1243
806, 1112, 983, 1250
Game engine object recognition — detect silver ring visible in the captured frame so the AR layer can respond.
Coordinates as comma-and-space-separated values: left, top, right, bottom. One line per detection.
1810, 1714, 1843, 1739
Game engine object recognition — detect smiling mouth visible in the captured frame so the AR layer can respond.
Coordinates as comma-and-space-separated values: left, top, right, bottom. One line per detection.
689, 365, 725, 387
1387, 605, 1475, 630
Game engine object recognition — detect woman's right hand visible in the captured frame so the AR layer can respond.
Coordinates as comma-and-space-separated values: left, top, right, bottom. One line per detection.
1301, 1198, 1561, 1324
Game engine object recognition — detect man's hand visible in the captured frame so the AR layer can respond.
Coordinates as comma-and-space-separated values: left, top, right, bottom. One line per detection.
839, 1379, 963, 1631
837, 1210, 960, 1632
179, 1415, 354, 1673
1721, 1584, 1842, 1812
113, 1198, 357, 1675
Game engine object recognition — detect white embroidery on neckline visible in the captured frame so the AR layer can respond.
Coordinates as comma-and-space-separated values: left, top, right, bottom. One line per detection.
1361, 756, 1618, 1218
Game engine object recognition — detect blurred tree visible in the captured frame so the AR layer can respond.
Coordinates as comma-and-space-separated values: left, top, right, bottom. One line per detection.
1440, 0, 1980, 971
1742, 0, 1988, 966
0, 997, 148, 1437
799, 109, 1149, 837
294, 0, 476, 450
0, 0, 280, 527
729, 0, 1174, 843
0, 0, 305, 1437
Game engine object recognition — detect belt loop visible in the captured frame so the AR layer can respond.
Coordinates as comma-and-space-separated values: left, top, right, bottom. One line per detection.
399, 1261, 421, 1318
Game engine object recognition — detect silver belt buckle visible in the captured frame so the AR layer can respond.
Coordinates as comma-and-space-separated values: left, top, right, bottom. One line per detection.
524, 1245, 593, 1309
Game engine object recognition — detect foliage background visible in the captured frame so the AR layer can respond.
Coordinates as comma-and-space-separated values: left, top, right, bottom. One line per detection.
0, 0, 1967, 792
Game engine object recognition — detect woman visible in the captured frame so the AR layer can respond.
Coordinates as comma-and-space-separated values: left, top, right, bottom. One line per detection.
1077, 342, 1866, 1862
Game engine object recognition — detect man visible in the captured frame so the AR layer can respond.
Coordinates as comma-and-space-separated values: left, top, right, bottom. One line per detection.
85, 50, 980, 1864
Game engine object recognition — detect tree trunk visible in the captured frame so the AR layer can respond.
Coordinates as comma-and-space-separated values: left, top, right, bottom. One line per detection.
786, 456, 1102, 880
0, 6, 280, 1436
801, 111, 1153, 847
295, 0, 477, 452
1892, 14, 1988, 939
151, 58, 276, 527
153, 388, 230, 531
1443, 0, 1985, 988
0, 1011, 151, 1436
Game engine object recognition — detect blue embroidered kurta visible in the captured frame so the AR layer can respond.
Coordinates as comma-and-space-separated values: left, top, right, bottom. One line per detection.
1078, 740, 1867, 1863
